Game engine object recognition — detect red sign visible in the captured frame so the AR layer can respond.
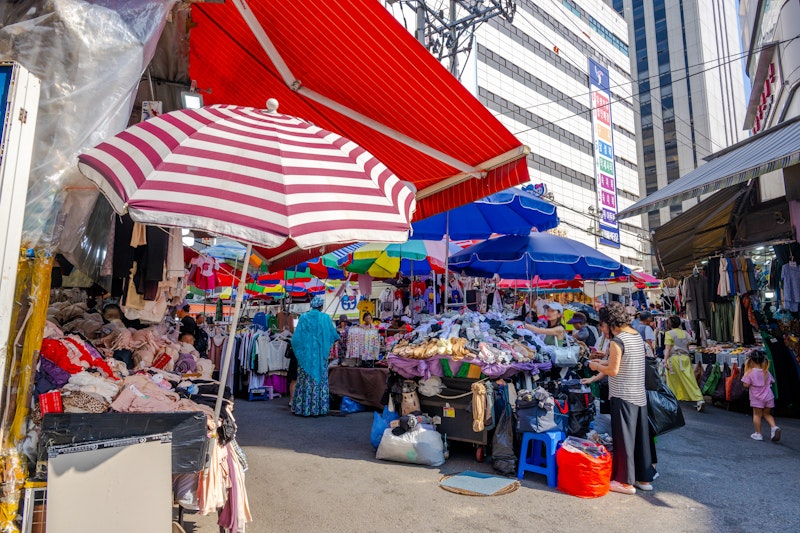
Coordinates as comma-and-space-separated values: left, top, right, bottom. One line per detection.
593, 91, 610, 125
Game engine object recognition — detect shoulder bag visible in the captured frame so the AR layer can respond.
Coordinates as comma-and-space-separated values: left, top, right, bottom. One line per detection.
553, 334, 581, 367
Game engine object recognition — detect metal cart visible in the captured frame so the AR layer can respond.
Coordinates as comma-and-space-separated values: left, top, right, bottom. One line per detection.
418, 377, 493, 461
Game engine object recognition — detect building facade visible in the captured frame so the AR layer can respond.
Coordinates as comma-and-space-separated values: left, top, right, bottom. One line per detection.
387, 0, 649, 269
739, 0, 800, 201
611, 0, 747, 232
470, 0, 647, 267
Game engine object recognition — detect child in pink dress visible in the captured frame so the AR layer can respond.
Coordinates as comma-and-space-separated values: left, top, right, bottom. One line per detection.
741, 351, 781, 442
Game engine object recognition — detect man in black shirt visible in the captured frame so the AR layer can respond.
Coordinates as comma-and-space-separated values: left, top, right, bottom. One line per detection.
177, 304, 197, 337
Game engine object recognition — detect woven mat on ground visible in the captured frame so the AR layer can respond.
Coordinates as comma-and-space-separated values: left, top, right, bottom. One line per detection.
438, 471, 520, 496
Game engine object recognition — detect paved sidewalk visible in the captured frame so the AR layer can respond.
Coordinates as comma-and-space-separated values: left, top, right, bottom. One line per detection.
181, 398, 799, 533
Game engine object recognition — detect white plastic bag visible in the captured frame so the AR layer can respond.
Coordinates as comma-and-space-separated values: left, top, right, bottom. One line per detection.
375, 426, 445, 466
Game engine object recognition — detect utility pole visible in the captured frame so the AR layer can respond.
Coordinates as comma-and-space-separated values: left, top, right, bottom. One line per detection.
393, 0, 517, 80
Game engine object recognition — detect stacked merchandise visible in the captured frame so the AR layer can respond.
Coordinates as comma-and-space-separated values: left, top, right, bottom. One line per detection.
387, 310, 553, 380
29, 291, 251, 530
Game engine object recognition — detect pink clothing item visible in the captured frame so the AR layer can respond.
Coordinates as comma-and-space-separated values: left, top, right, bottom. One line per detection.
741, 368, 775, 409
192, 255, 220, 290
110, 374, 181, 412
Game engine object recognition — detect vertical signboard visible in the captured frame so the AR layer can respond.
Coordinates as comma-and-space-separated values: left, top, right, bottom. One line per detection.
589, 58, 620, 248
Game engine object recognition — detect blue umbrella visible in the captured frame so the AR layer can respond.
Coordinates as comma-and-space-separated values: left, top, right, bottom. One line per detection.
448, 233, 629, 280
200, 241, 247, 261
410, 187, 558, 240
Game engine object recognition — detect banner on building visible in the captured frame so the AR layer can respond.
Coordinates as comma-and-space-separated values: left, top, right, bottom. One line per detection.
589, 58, 620, 248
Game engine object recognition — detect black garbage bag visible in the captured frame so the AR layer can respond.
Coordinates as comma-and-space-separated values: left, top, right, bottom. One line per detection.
647, 382, 685, 436
492, 405, 517, 476
492, 386, 517, 476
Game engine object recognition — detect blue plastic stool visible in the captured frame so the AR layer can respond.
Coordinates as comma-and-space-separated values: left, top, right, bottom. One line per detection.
517, 430, 566, 487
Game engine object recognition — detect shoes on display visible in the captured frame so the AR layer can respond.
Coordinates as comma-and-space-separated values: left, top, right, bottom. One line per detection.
771, 426, 781, 442
634, 481, 654, 491
609, 480, 636, 495
750, 432, 764, 441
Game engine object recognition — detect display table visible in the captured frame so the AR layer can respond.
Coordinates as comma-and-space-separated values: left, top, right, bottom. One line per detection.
328, 366, 389, 409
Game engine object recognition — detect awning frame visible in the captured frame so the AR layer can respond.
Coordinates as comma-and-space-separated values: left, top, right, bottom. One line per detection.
231, 0, 528, 186
618, 116, 800, 219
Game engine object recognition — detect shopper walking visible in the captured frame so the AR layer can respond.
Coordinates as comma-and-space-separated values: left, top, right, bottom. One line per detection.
742, 350, 781, 442
587, 302, 656, 495
290, 296, 340, 417
663, 315, 705, 412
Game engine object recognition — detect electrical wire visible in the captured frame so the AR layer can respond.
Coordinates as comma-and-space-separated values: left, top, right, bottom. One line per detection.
496, 31, 799, 127
506, 5, 792, 154
507, 5, 721, 157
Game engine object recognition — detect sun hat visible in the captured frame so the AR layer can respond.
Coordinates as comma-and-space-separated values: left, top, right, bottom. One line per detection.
567, 312, 587, 324
544, 302, 564, 313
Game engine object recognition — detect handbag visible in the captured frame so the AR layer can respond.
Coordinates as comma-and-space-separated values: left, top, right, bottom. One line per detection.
726, 362, 748, 402
694, 362, 704, 386
515, 399, 559, 433
515, 388, 559, 433
553, 335, 580, 367
712, 363, 731, 403
701, 362, 721, 396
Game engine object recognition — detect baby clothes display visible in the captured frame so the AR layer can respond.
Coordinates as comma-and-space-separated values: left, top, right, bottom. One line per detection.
191, 255, 221, 290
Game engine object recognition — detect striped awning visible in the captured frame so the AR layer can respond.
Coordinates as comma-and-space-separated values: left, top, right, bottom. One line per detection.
189, 0, 530, 226
618, 117, 800, 219
78, 105, 416, 250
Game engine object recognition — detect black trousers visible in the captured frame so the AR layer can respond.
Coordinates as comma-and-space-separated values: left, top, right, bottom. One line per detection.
610, 397, 656, 485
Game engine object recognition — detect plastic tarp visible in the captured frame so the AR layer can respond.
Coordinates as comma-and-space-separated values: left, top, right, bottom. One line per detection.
0, 0, 176, 249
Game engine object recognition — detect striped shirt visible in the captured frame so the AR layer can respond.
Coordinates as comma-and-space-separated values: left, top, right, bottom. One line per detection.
610, 331, 647, 406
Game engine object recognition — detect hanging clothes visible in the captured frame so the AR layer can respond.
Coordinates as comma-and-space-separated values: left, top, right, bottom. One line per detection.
718, 258, 731, 297
192, 255, 221, 291
682, 274, 710, 322
781, 262, 800, 312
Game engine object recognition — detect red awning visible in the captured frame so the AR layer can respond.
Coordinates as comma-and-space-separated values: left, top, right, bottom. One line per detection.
189, 0, 529, 270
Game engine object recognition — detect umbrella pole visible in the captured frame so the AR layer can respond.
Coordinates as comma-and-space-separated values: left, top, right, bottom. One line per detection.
214, 243, 252, 426
443, 211, 449, 311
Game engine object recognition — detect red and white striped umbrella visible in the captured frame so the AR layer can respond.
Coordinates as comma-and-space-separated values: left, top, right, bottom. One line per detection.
77, 102, 417, 249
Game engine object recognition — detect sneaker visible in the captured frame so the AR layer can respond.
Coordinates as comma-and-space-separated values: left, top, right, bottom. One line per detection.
634, 481, 654, 491
652, 472, 660, 481
609, 480, 636, 495
771, 426, 781, 442
750, 432, 764, 441
696, 401, 705, 412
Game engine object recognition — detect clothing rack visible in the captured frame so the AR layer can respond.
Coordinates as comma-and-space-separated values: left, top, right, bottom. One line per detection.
706, 238, 795, 259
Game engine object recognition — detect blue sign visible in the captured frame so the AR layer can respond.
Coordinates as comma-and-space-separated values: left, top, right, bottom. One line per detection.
596, 140, 613, 160
0, 65, 12, 151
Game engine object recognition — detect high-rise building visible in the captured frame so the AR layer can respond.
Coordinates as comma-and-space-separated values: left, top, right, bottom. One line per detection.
389, 0, 648, 267
611, 0, 747, 232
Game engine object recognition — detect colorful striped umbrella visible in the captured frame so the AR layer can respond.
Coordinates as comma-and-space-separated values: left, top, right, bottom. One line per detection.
77, 103, 417, 249
78, 103, 417, 426
344, 240, 462, 278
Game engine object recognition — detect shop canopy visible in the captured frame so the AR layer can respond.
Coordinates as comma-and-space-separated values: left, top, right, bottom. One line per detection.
189, 0, 530, 270
651, 185, 750, 276
652, 182, 795, 277
618, 117, 800, 219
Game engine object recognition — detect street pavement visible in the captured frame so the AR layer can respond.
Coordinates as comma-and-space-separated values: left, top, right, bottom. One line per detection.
180, 397, 799, 533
